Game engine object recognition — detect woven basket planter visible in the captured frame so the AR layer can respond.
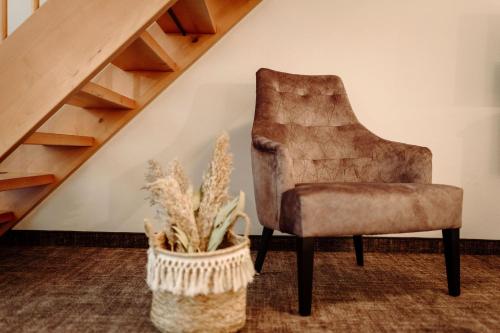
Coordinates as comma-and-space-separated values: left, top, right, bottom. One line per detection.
146, 216, 254, 333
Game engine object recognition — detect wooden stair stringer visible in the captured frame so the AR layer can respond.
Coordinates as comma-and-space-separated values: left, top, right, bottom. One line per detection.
0, 0, 262, 235
0, 0, 178, 162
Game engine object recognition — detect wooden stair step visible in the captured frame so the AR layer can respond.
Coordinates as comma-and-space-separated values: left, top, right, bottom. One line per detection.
157, 0, 216, 34
113, 30, 178, 72
24, 132, 95, 147
0, 173, 56, 192
0, 212, 16, 224
67, 82, 137, 109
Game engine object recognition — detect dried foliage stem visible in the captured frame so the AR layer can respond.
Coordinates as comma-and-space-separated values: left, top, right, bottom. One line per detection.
161, 176, 200, 251
197, 133, 233, 251
167, 159, 190, 194
143, 133, 235, 253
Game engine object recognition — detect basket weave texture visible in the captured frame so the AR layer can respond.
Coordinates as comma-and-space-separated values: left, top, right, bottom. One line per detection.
147, 234, 254, 333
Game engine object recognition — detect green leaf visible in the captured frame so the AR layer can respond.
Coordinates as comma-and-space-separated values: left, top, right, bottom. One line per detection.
207, 192, 245, 251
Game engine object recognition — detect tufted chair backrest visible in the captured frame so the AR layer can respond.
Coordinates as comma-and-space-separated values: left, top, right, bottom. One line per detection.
253, 68, 431, 184
252, 68, 432, 230
255, 68, 358, 127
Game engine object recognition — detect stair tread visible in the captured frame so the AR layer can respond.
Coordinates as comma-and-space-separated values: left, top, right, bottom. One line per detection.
0, 0, 177, 161
24, 132, 95, 147
113, 30, 178, 72
0, 0, 261, 237
157, 0, 216, 34
67, 82, 137, 109
0, 172, 56, 192
0, 211, 16, 224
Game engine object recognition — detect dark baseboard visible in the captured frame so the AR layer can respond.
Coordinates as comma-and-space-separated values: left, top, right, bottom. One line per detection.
0, 230, 148, 249
0, 230, 499, 255
249, 235, 500, 255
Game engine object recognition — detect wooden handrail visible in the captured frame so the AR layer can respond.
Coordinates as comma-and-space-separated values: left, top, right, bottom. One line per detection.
1, 0, 7, 41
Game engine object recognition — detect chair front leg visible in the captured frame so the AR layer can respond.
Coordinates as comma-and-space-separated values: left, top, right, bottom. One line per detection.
254, 227, 274, 273
353, 235, 364, 266
442, 228, 460, 296
296, 236, 314, 316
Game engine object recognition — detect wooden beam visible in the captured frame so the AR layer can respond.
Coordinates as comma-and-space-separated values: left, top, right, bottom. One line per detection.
157, 0, 216, 34
113, 29, 178, 72
24, 132, 95, 147
1, 0, 7, 40
67, 82, 137, 109
32, 0, 39, 12
0, 211, 15, 224
0, 173, 55, 192
0, 0, 262, 235
0, 0, 177, 161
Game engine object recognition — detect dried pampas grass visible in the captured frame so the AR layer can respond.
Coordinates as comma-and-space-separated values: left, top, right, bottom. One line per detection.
197, 133, 233, 250
143, 132, 240, 253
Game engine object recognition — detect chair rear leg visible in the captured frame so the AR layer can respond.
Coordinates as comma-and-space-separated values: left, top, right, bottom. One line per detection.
254, 227, 274, 273
442, 228, 460, 296
296, 236, 314, 316
353, 235, 364, 266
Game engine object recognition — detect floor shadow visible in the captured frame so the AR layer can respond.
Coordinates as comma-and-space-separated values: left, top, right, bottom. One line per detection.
249, 252, 434, 315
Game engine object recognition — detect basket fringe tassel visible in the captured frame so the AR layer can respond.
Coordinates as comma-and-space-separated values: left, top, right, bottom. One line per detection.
147, 248, 255, 296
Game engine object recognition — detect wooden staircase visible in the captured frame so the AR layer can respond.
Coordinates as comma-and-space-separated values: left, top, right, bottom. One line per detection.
0, 0, 260, 235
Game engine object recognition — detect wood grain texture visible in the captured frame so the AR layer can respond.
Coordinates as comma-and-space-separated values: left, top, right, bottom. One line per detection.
157, 0, 216, 34
0, 0, 175, 161
0, 173, 55, 191
67, 82, 137, 110
1, 0, 6, 40
24, 133, 95, 147
0, 211, 14, 224
0, 0, 261, 235
32, 0, 40, 12
112, 28, 178, 72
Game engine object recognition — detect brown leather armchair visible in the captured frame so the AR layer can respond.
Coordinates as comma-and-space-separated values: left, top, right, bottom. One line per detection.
251, 68, 463, 316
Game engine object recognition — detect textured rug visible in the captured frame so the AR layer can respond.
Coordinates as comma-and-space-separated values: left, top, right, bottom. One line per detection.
0, 246, 499, 332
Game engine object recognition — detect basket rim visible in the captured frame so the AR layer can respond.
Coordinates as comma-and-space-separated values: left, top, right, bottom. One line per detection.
151, 233, 250, 259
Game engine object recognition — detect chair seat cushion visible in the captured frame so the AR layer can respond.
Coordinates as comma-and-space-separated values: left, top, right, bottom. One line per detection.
280, 183, 463, 237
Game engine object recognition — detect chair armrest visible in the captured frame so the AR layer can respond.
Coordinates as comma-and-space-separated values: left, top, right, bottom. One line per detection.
251, 121, 288, 152
252, 134, 283, 153
375, 139, 432, 183
251, 122, 295, 229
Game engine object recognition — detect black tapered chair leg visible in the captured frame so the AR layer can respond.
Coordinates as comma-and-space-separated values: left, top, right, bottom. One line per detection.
296, 236, 314, 316
254, 227, 274, 273
353, 235, 364, 266
442, 228, 460, 296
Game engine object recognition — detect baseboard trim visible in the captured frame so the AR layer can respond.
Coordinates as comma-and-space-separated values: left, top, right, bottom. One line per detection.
0, 230, 499, 255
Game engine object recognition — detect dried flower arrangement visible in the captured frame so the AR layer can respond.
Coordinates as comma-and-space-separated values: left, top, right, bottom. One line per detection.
143, 133, 245, 252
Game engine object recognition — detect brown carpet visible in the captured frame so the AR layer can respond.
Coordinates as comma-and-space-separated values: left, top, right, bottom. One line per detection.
0, 247, 499, 332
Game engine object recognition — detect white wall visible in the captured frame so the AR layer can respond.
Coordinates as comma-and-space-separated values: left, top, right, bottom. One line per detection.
11, 0, 500, 239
